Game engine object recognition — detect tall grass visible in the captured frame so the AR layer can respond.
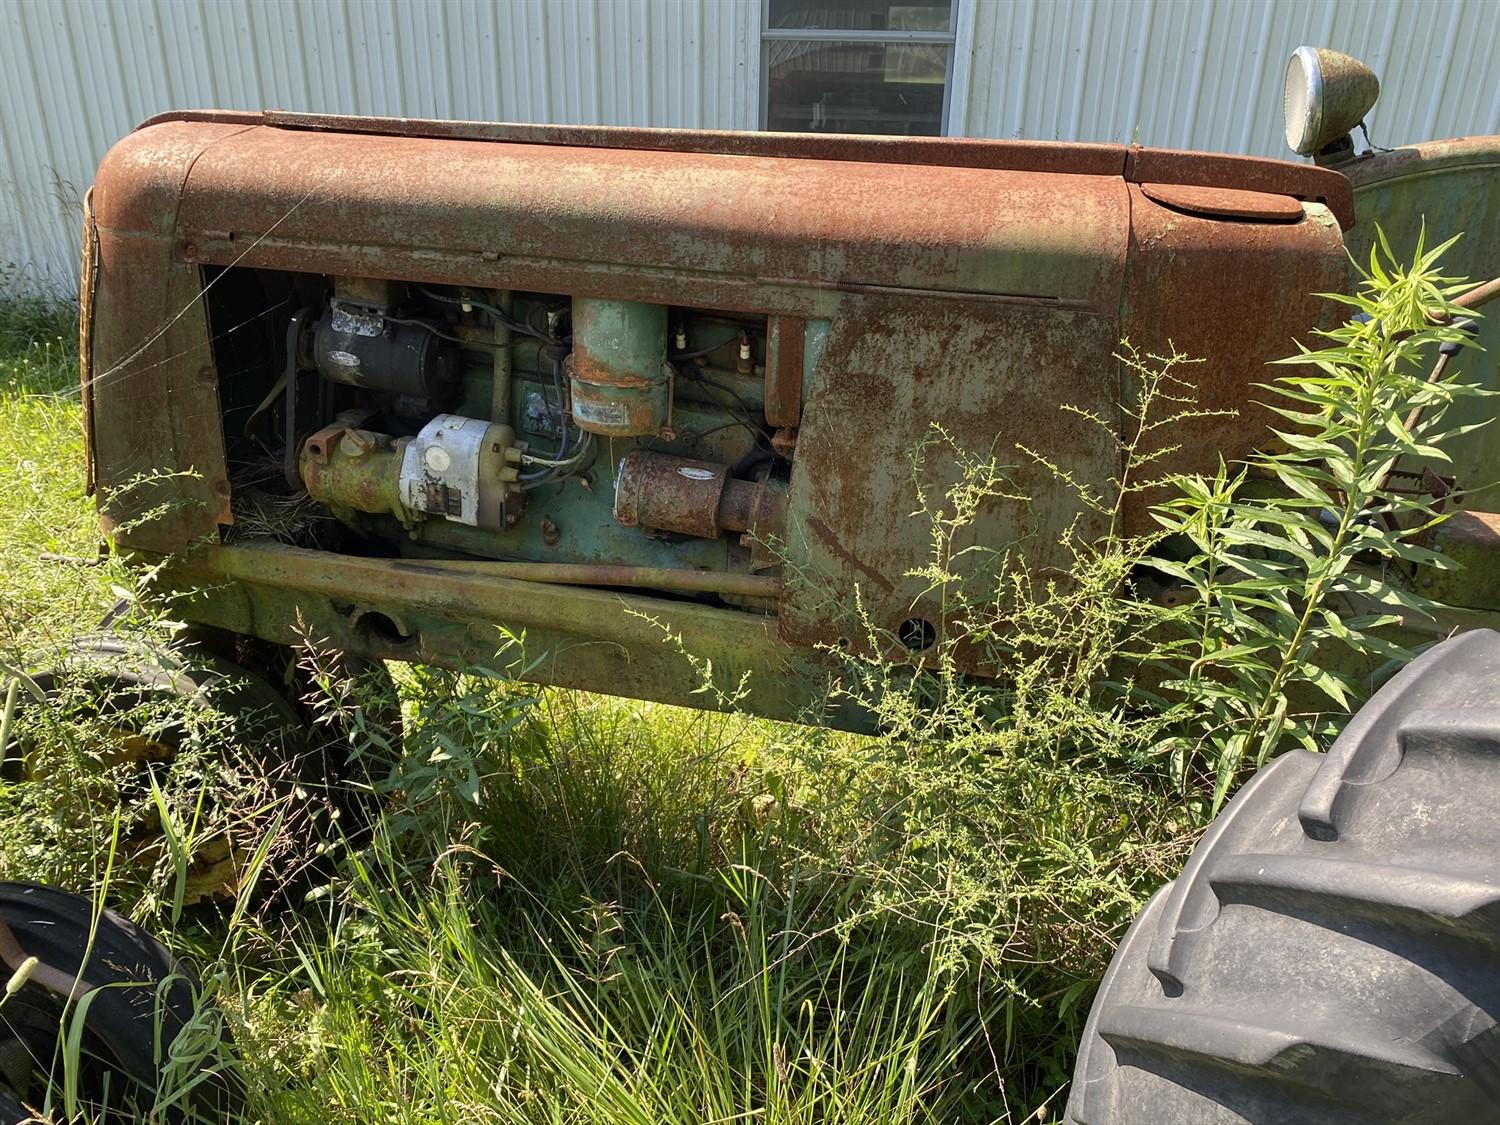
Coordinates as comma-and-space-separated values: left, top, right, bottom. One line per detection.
220, 687, 995, 1124
0, 291, 112, 646
0, 234, 1484, 1123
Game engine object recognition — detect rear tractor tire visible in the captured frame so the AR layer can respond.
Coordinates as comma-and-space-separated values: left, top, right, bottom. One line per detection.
1069, 629, 1500, 1124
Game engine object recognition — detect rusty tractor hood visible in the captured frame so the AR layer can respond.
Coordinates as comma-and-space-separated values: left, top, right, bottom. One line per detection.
94, 112, 1351, 320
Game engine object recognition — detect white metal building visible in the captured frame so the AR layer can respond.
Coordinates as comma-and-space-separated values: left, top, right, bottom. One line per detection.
2, 0, 1498, 294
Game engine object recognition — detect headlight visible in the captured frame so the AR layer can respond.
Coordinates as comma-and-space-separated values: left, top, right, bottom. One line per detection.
1283, 46, 1380, 158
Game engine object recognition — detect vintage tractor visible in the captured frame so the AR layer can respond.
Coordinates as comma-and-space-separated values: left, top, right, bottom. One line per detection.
2, 45, 1497, 1121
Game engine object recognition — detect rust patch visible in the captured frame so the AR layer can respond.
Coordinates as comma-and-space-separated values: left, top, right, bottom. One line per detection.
614, 451, 785, 545
141, 109, 1131, 177
765, 315, 805, 429
138, 111, 1364, 235
1127, 146, 1355, 230
1119, 182, 1348, 533
615, 451, 729, 540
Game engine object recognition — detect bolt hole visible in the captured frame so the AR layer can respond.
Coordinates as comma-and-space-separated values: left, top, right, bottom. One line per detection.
352, 610, 417, 652
896, 617, 936, 653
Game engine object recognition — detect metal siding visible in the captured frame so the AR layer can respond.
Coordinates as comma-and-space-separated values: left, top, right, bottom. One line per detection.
0, 0, 761, 292
1, 0, 1497, 294
962, 0, 1500, 154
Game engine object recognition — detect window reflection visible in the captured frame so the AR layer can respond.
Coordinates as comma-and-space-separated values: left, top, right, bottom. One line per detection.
765, 40, 950, 136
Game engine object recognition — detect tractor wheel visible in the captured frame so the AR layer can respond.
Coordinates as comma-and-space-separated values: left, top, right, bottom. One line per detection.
222, 636, 402, 838
1068, 629, 1500, 1124
0, 882, 237, 1123
2, 636, 350, 904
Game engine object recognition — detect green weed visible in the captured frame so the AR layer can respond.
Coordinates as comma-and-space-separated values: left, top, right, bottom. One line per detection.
1149, 228, 1487, 806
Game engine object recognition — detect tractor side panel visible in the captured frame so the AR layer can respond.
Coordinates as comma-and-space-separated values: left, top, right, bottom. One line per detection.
780, 293, 1127, 656
88, 122, 245, 552
1120, 187, 1349, 533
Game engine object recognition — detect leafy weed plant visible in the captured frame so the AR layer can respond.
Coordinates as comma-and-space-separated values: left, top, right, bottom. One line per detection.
1149, 229, 1487, 806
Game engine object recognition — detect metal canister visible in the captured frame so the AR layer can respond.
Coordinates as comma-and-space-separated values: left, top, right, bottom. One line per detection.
567, 297, 670, 437
614, 451, 785, 544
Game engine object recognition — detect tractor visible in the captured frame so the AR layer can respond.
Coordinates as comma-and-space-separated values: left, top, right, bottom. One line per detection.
2, 45, 1498, 1122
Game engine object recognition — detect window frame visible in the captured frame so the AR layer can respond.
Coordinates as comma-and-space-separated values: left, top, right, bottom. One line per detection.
758, 0, 970, 137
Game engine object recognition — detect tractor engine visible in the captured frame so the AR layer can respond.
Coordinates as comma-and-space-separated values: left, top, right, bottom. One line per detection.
284, 278, 788, 590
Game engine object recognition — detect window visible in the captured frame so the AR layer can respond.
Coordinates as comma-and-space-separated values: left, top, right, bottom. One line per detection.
762, 0, 958, 137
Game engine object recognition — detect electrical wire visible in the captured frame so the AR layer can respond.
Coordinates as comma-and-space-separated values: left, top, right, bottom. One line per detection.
683, 422, 742, 440
519, 431, 595, 490
517, 346, 597, 486
522, 428, 594, 472
669, 324, 754, 362
691, 372, 761, 419
415, 285, 555, 343
522, 348, 576, 463
672, 362, 774, 451
669, 339, 732, 361
400, 301, 593, 481
522, 442, 595, 468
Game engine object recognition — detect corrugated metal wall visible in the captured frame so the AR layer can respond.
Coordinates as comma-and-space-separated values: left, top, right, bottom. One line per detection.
961, 0, 1500, 154
2, 0, 1497, 295
0, 0, 761, 293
